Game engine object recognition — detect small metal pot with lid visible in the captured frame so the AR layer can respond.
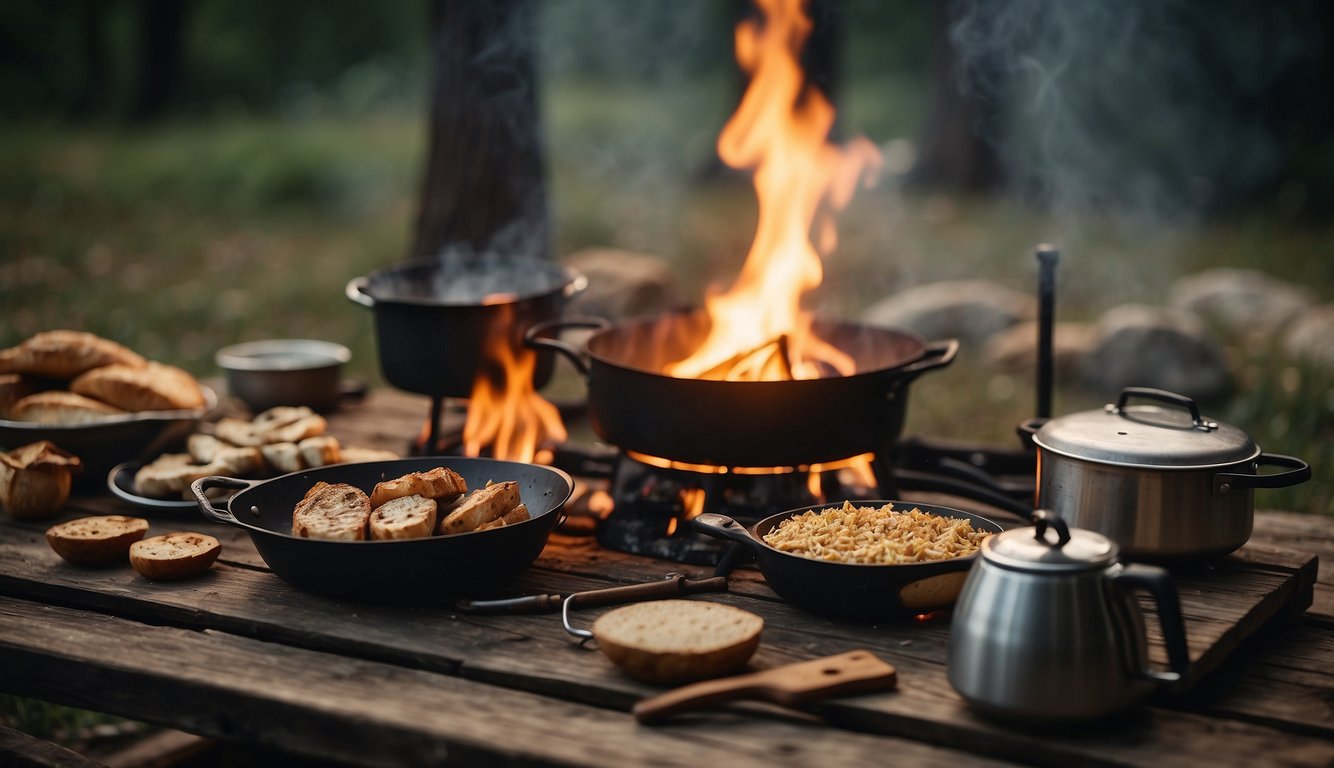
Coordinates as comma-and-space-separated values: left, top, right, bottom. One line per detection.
948, 511, 1190, 721
1024, 387, 1310, 560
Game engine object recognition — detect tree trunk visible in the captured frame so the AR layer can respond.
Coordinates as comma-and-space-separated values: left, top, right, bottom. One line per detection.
412, 0, 548, 262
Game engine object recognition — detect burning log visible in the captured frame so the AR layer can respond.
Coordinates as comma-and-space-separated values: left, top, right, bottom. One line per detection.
695, 334, 797, 381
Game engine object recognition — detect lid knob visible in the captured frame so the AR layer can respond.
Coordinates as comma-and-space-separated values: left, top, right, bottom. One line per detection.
1032, 509, 1071, 548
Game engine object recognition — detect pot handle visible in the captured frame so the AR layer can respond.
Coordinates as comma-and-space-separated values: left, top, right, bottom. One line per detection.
692, 513, 764, 553
345, 276, 374, 308
523, 317, 610, 378
1214, 453, 1311, 495
1111, 387, 1215, 431
898, 339, 959, 379
189, 476, 257, 526
1112, 563, 1190, 684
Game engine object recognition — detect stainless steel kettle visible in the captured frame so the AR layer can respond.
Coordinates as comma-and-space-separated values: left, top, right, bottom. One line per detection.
947, 511, 1190, 720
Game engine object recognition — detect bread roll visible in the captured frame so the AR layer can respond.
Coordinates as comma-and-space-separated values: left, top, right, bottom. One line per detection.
46, 515, 149, 566
0, 373, 37, 419
0, 330, 145, 379
130, 532, 221, 580
369, 494, 438, 540
592, 600, 764, 684
0, 441, 82, 519
71, 362, 205, 412
298, 435, 340, 468
260, 442, 303, 474
292, 482, 370, 540
9, 391, 125, 424
369, 466, 466, 509
437, 481, 519, 535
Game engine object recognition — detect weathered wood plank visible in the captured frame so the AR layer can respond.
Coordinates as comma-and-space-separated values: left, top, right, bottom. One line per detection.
0, 597, 1020, 768
0, 725, 108, 768
1251, 510, 1334, 622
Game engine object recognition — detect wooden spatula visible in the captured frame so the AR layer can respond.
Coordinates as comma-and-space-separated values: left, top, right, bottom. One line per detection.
633, 649, 897, 724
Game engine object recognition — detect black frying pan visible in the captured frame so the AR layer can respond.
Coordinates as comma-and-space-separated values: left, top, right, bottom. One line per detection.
191, 457, 572, 601
693, 501, 1003, 620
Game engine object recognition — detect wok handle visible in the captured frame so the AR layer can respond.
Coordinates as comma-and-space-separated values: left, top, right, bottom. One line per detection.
898, 339, 959, 380
523, 317, 610, 377
1112, 563, 1190, 684
190, 476, 257, 526
345, 276, 374, 308
692, 513, 764, 552
1214, 453, 1311, 495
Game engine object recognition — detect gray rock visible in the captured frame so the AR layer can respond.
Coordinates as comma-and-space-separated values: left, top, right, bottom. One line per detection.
984, 320, 1095, 377
1282, 303, 1334, 372
1168, 268, 1314, 338
861, 280, 1034, 347
563, 248, 682, 321
1082, 304, 1231, 401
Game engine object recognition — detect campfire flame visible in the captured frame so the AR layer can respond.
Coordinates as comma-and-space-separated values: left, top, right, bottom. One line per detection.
462, 303, 567, 463
667, 0, 881, 381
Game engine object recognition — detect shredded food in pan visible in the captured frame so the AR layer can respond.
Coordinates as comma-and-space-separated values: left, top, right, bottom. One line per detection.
762, 501, 990, 564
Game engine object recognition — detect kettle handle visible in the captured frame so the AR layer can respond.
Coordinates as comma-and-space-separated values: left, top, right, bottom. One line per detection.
1112, 563, 1190, 683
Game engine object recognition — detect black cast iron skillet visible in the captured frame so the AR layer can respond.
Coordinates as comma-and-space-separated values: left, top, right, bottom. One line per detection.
694, 501, 1003, 620
190, 457, 572, 601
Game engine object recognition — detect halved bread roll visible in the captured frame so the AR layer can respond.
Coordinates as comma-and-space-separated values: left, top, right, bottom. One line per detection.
188, 433, 229, 464
260, 442, 303, 474
214, 417, 265, 447
133, 453, 219, 498
71, 361, 205, 412
130, 532, 221, 580
264, 414, 327, 445
369, 494, 438, 540
592, 600, 764, 684
437, 481, 520, 535
46, 515, 149, 566
10, 391, 126, 424
369, 466, 466, 509
0, 330, 145, 379
298, 435, 340, 468
476, 503, 530, 531
291, 482, 370, 540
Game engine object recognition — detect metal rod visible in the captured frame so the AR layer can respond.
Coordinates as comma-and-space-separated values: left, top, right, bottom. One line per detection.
427, 395, 444, 455
1035, 245, 1060, 419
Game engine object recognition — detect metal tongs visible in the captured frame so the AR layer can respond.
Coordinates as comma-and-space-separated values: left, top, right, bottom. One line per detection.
456, 573, 729, 643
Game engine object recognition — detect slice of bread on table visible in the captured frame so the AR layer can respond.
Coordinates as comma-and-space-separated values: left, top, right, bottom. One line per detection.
591, 600, 764, 684
369, 494, 438, 540
130, 532, 221, 580
46, 515, 150, 566
292, 482, 371, 540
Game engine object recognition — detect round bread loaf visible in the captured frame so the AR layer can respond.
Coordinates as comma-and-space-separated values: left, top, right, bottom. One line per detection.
46, 515, 149, 566
129, 532, 221, 581
592, 599, 764, 684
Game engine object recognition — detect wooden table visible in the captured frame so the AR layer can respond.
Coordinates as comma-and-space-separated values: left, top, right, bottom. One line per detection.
1, 390, 1331, 767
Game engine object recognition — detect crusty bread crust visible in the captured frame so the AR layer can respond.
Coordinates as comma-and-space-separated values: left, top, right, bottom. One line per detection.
592, 600, 764, 684
45, 515, 149, 566
476, 503, 530, 531
437, 481, 520, 535
369, 494, 438, 540
71, 362, 205, 412
0, 330, 145, 379
129, 532, 221, 580
9, 391, 126, 424
369, 467, 467, 509
292, 482, 370, 540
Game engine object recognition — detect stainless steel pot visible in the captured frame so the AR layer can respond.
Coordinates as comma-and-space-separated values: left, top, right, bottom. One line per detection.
948, 511, 1190, 721
1025, 387, 1310, 560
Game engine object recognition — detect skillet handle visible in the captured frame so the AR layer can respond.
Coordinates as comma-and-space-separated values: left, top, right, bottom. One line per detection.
345, 276, 374, 308
898, 339, 959, 380
190, 476, 257, 526
692, 513, 763, 551
1214, 453, 1311, 495
523, 317, 610, 378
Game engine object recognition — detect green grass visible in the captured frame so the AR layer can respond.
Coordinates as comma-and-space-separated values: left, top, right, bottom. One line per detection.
0, 90, 1329, 515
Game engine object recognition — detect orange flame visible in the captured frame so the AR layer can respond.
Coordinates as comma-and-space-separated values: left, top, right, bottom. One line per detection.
667, 0, 881, 381
462, 304, 567, 463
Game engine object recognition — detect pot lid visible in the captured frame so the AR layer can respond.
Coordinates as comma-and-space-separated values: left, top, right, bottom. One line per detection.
983, 512, 1117, 573
1034, 387, 1258, 468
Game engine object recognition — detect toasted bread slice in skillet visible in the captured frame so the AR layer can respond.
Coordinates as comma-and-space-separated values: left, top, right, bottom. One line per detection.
369, 494, 438, 540
292, 482, 370, 540
369, 466, 466, 509
438, 481, 520, 535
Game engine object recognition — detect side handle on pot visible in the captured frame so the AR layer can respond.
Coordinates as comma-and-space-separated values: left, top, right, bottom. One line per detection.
523, 317, 610, 377
190, 476, 257, 526
899, 339, 959, 379
345, 276, 374, 308
1112, 563, 1190, 684
1214, 453, 1311, 495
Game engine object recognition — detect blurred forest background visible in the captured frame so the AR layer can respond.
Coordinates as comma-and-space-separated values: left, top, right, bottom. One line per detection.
1, 0, 1330, 517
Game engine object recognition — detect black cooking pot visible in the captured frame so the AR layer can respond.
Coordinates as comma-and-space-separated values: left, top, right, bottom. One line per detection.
526, 313, 957, 467
347, 254, 585, 398
190, 457, 572, 600
694, 502, 1003, 620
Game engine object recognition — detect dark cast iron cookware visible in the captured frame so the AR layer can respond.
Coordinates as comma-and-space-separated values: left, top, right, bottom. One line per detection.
694, 501, 1003, 620
190, 457, 573, 600
527, 312, 958, 467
